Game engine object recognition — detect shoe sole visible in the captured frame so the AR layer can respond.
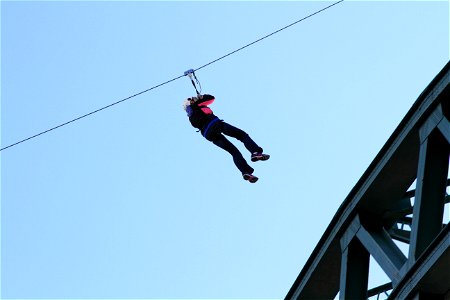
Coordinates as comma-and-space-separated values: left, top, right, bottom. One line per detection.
251, 154, 270, 162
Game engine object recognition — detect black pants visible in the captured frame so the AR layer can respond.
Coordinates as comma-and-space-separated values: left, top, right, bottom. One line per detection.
209, 122, 263, 175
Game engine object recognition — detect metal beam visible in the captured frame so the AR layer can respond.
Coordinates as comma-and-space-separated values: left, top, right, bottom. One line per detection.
339, 238, 370, 300
409, 128, 449, 262
388, 227, 411, 244
389, 226, 450, 299
340, 215, 406, 289
386, 185, 450, 244
340, 215, 362, 250
437, 116, 450, 144
356, 225, 407, 285
367, 282, 392, 299
339, 216, 370, 300
419, 104, 446, 143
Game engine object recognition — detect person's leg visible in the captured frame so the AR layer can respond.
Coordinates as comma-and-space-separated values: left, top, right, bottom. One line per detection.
212, 134, 254, 175
220, 122, 263, 154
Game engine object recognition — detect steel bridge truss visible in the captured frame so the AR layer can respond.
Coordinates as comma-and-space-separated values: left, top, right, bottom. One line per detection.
286, 62, 450, 300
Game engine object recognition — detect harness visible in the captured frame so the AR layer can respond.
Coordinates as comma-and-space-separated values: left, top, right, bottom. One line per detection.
202, 116, 220, 138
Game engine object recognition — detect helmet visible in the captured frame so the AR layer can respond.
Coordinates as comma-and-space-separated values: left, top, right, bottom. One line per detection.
182, 99, 191, 111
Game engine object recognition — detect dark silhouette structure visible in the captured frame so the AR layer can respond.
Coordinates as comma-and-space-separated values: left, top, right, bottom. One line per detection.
286, 61, 450, 300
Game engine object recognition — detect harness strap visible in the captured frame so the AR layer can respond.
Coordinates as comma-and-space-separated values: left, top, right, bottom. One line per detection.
190, 78, 200, 95
202, 117, 220, 138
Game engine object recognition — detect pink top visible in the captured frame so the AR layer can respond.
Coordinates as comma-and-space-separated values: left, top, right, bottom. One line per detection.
198, 98, 214, 114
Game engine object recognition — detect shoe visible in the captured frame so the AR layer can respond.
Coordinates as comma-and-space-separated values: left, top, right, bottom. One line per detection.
243, 173, 258, 183
251, 152, 270, 162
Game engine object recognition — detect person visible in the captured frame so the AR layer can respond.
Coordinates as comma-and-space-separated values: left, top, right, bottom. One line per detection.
183, 94, 269, 183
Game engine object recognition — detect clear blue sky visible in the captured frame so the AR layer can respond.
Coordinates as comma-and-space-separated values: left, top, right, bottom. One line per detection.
1, 1, 449, 299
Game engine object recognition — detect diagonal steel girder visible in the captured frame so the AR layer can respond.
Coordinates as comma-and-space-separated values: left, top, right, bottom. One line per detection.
342, 215, 407, 286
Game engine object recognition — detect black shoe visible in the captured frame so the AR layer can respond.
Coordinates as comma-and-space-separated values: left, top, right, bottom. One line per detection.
243, 173, 258, 183
251, 152, 270, 162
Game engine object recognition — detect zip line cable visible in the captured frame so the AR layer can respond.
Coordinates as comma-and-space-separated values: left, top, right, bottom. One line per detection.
1, 0, 343, 152
194, 0, 344, 72
0, 76, 184, 152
